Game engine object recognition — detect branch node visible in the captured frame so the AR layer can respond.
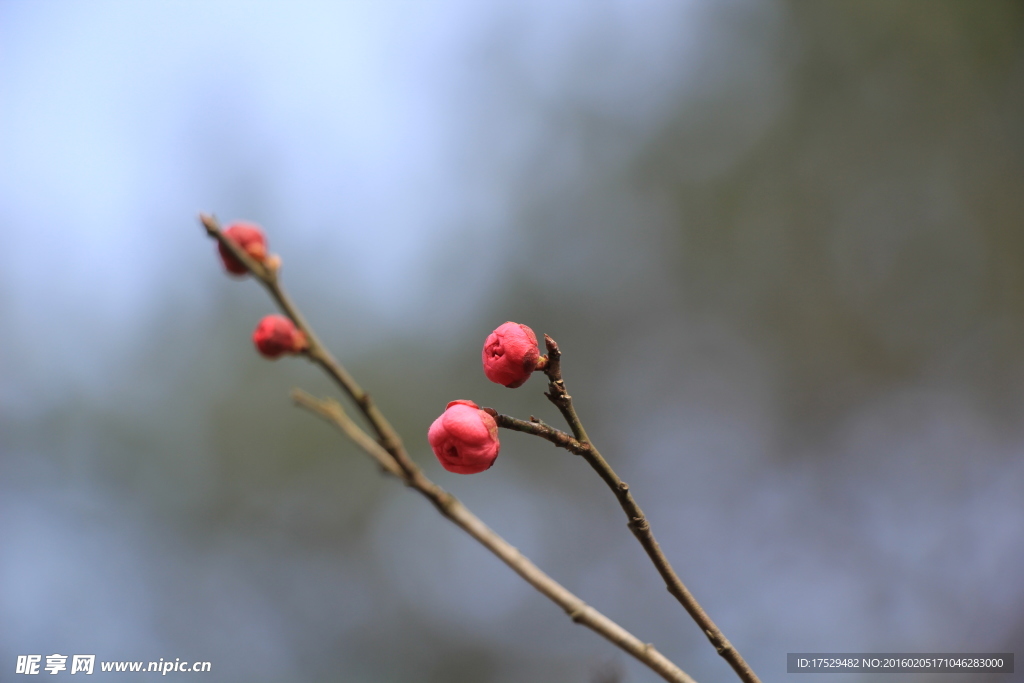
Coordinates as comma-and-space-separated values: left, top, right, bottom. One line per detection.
630, 517, 650, 533
543, 333, 559, 356
532, 318, 761, 682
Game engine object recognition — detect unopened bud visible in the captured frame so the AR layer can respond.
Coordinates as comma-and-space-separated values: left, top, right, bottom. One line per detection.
427, 400, 500, 474
482, 322, 541, 388
218, 222, 268, 275
252, 315, 308, 359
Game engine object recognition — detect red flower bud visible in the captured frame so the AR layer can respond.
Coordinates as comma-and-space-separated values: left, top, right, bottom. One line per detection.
252, 315, 308, 359
218, 222, 268, 275
427, 400, 500, 474
482, 322, 540, 388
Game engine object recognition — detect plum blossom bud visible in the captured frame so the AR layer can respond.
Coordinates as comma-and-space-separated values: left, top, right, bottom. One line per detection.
428, 400, 500, 474
252, 315, 308, 359
219, 222, 268, 275
482, 322, 540, 388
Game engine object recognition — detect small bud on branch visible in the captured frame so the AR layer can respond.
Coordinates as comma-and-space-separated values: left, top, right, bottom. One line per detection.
428, 400, 501, 474
252, 315, 309, 358
482, 321, 541, 388
218, 222, 268, 275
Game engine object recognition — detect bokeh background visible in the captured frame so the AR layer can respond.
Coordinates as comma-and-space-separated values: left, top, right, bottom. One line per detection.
2, 1, 1023, 682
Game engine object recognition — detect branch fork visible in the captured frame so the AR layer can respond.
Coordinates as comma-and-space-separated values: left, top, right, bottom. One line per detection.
199, 213, 699, 683
495, 335, 762, 683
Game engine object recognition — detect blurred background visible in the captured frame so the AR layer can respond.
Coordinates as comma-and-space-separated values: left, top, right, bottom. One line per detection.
2, 1, 1023, 681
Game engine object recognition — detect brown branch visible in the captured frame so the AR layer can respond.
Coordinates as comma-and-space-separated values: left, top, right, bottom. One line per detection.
291, 390, 403, 478
539, 334, 762, 683
200, 213, 415, 479
201, 214, 699, 683
490, 412, 590, 455
289, 390, 696, 683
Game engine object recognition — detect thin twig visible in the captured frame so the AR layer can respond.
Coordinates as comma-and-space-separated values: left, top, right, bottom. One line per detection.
201, 214, 699, 683
537, 334, 762, 683
489, 412, 589, 455
201, 213, 415, 477
289, 391, 697, 683
291, 390, 403, 477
